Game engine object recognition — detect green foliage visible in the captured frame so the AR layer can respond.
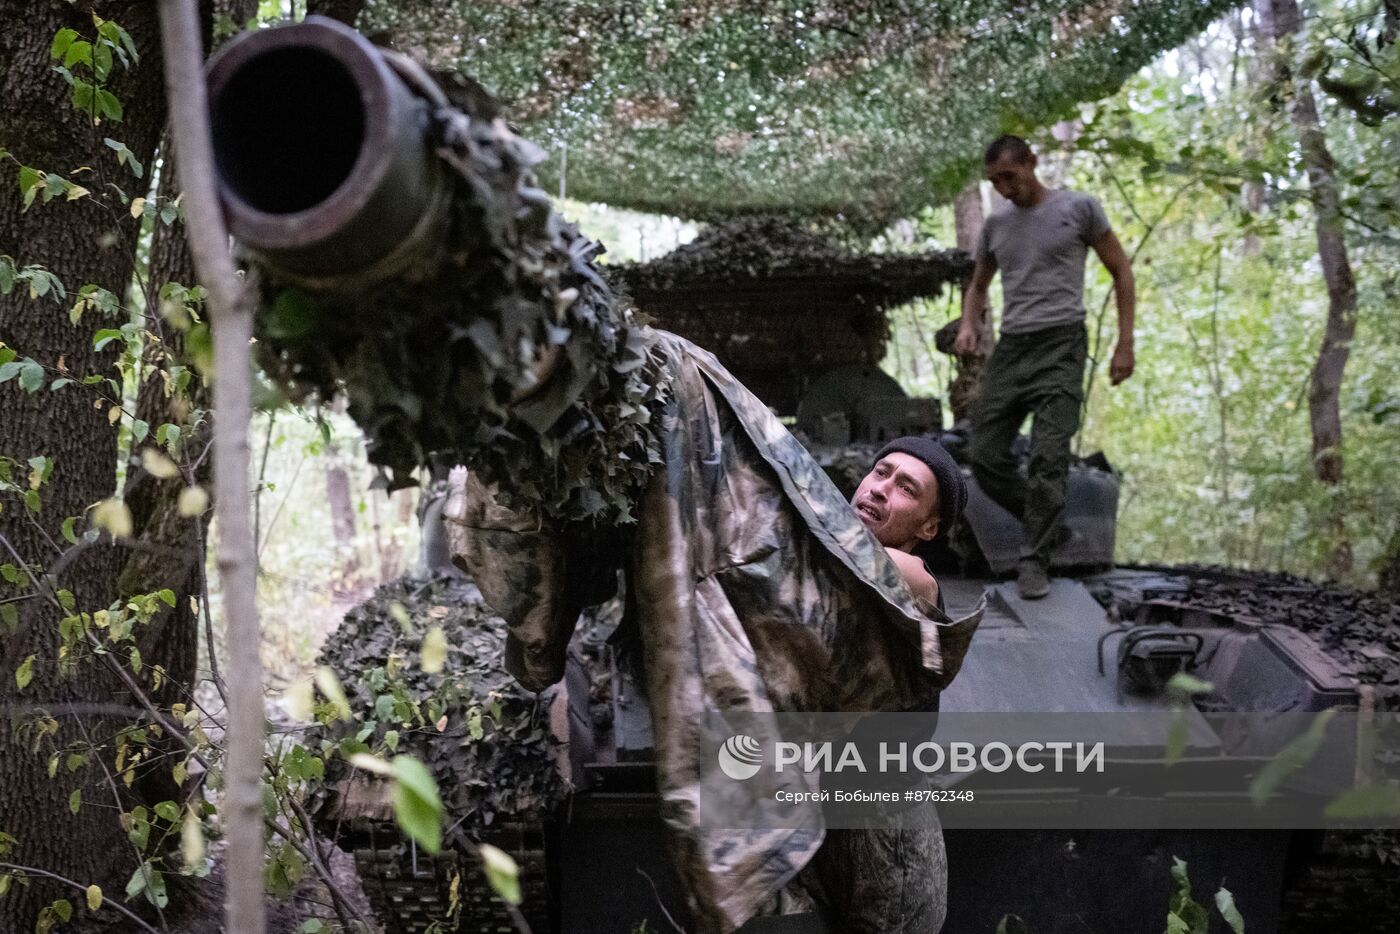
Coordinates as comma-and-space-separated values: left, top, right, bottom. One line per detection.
1166, 857, 1244, 934
305, 575, 566, 848
478, 843, 522, 905
391, 755, 443, 854
989, 3, 1400, 585
49, 14, 137, 126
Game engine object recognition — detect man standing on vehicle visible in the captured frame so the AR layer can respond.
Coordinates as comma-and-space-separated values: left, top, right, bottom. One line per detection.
953, 135, 1136, 599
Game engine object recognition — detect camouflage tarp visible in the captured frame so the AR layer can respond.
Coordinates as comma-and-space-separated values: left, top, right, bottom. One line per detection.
446, 329, 983, 932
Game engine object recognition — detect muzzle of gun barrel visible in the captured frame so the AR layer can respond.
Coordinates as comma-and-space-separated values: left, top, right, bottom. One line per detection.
206, 16, 448, 284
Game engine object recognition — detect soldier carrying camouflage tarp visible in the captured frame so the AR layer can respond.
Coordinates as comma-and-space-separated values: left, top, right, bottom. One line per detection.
445, 332, 983, 932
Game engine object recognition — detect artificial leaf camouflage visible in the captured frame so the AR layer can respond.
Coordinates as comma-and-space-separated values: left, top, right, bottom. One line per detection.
252, 70, 669, 523
447, 330, 983, 932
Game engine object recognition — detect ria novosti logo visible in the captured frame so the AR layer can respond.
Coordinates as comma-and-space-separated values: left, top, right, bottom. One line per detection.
718, 734, 764, 780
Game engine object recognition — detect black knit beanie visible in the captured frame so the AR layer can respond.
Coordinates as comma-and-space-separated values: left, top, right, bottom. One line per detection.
873, 436, 968, 536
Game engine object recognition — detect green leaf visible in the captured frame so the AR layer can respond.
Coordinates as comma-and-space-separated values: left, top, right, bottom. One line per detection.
68, 788, 81, 815
1166, 672, 1214, 696
127, 862, 166, 908
157, 589, 176, 608
1214, 886, 1245, 933
103, 138, 144, 179
92, 328, 123, 351
124, 865, 146, 900
51, 898, 72, 922
63, 40, 92, 69
479, 843, 522, 905
421, 625, 447, 674
61, 516, 79, 545
131, 419, 149, 444
314, 666, 353, 721
1249, 709, 1337, 806
85, 884, 102, 911
129, 646, 142, 674
153, 800, 180, 823
96, 89, 122, 122
22, 490, 40, 513
181, 806, 204, 871
391, 755, 442, 855
91, 498, 133, 538
70, 81, 96, 116
178, 485, 208, 516
1323, 783, 1400, 819
92, 42, 112, 81
16, 655, 35, 691
18, 166, 43, 209
0, 257, 14, 293
19, 358, 44, 393
51, 28, 79, 60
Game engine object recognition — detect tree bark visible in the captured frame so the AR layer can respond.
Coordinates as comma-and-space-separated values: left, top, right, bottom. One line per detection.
945, 180, 996, 424
1263, 0, 1359, 578
0, 3, 172, 925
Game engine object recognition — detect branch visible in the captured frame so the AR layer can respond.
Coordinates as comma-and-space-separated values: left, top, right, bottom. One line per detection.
155, 6, 265, 934
0, 862, 161, 934
70, 704, 170, 932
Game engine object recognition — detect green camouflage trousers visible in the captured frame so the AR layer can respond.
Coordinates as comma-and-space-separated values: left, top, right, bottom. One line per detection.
969, 323, 1087, 566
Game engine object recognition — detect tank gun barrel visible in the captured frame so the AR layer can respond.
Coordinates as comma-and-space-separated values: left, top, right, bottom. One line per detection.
206, 16, 447, 281
202, 19, 665, 522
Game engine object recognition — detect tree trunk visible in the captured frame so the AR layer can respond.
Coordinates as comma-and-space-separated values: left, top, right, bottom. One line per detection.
0, 3, 171, 926
1263, 0, 1359, 579
1379, 527, 1400, 598
325, 459, 359, 594
946, 180, 996, 424
1239, 10, 1267, 256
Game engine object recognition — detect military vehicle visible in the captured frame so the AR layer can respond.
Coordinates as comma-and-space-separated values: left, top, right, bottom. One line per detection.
205, 18, 1389, 934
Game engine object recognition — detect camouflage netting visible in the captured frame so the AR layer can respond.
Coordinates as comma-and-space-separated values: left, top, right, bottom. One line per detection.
254, 79, 669, 523
307, 574, 568, 844
612, 215, 968, 294
361, 0, 1242, 227
608, 216, 969, 412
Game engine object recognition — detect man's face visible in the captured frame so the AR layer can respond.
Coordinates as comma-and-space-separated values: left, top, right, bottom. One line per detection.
851, 452, 941, 551
985, 152, 1039, 207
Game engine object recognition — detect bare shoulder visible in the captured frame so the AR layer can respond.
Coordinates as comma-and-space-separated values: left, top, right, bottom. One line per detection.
884, 546, 940, 606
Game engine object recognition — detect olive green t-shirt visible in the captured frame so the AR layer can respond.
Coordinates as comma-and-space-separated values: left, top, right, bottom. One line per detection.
975, 188, 1111, 335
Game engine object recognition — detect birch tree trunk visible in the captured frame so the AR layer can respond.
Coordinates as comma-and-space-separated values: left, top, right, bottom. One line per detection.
1262, 0, 1359, 578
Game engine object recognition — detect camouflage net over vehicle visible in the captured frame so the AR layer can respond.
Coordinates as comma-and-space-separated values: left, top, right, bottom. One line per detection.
362, 0, 1243, 227
253, 82, 669, 524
